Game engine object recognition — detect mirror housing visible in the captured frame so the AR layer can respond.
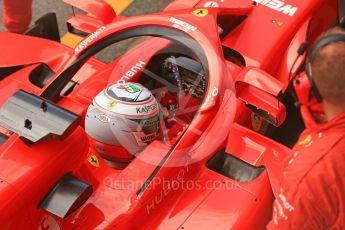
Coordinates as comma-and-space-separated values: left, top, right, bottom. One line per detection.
63, 0, 117, 36
235, 67, 286, 127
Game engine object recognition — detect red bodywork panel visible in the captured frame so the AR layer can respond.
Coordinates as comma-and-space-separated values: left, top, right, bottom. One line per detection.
0, 0, 338, 229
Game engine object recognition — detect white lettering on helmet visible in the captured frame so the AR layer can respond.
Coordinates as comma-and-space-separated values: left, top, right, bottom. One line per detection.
169, 17, 197, 32
117, 60, 146, 84
253, 0, 298, 16
75, 26, 106, 53
136, 103, 158, 114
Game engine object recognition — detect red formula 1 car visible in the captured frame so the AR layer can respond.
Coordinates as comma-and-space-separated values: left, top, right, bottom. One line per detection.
0, 0, 340, 229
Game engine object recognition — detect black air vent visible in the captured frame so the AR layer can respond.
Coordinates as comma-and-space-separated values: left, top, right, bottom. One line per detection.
40, 173, 93, 218
0, 66, 24, 80
207, 149, 265, 182
29, 63, 54, 88
222, 45, 246, 67
217, 15, 247, 39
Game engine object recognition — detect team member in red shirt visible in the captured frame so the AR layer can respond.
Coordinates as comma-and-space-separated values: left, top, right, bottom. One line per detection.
3, 0, 33, 34
268, 26, 345, 229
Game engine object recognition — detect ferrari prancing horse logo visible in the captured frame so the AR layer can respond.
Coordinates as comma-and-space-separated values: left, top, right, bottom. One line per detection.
88, 155, 100, 167
251, 113, 264, 132
107, 101, 117, 110
192, 9, 209, 17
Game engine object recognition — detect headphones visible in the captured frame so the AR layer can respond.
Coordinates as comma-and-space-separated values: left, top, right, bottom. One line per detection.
293, 31, 345, 106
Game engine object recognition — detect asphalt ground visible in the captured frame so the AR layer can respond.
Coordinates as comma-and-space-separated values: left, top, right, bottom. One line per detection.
0, 0, 172, 61
0, 0, 171, 34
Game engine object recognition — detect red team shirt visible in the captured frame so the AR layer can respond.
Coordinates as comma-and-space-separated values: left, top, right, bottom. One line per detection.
268, 106, 345, 229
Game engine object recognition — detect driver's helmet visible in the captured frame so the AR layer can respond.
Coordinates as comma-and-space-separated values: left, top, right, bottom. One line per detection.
85, 82, 161, 164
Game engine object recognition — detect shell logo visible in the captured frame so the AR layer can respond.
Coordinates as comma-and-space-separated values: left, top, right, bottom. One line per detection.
298, 134, 312, 146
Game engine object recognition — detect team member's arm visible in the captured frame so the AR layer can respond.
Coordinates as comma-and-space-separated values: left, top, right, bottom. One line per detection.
3, 0, 33, 34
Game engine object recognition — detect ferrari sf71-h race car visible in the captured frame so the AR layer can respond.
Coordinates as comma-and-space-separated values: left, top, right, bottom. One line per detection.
0, 0, 340, 229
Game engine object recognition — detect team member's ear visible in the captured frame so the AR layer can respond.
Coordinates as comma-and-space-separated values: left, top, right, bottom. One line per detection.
293, 72, 319, 107
293, 30, 345, 106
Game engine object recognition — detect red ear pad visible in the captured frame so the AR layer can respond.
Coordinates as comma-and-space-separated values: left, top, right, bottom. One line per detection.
293, 72, 319, 106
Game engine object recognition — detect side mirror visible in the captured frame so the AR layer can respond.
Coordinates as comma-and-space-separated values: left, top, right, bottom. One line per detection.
235, 67, 286, 127
63, 0, 117, 36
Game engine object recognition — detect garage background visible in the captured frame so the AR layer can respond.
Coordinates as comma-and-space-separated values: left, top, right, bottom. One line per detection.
0, 0, 172, 61
0, 0, 171, 34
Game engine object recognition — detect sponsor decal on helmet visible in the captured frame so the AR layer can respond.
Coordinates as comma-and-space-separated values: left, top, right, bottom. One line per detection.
169, 17, 197, 32
131, 115, 160, 133
107, 101, 117, 110
192, 9, 209, 17
75, 26, 106, 53
98, 114, 110, 123
117, 60, 146, 84
117, 83, 142, 94
140, 133, 157, 143
136, 103, 158, 114
142, 119, 159, 128
253, 0, 298, 16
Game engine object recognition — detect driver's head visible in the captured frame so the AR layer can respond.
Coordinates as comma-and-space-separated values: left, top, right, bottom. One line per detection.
85, 82, 161, 165
311, 26, 345, 106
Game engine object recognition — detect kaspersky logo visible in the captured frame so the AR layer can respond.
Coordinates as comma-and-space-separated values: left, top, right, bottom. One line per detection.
136, 103, 158, 114
253, 0, 298, 16
75, 26, 106, 53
